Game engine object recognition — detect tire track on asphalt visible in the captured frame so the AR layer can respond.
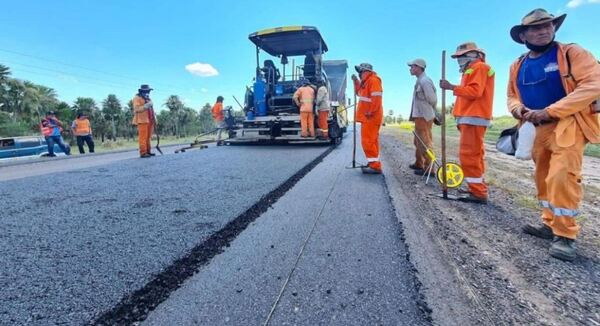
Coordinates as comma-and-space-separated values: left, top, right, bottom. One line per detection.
91, 146, 335, 326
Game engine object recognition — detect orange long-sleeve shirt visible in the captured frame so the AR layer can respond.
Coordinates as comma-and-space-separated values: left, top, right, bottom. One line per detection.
212, 102, 224, 122
452, 59, 495, 122
353, 71, 383, 123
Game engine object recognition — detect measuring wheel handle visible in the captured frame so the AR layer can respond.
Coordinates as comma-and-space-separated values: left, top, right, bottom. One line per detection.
436, 162, 464, 189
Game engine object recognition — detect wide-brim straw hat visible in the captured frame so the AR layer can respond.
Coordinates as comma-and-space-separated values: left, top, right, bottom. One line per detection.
510, 8, 566, 44
355, 63, 373, 73
451, 42, 486, 58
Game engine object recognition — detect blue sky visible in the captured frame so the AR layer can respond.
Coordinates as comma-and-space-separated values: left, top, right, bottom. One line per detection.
1, 0, 599, 118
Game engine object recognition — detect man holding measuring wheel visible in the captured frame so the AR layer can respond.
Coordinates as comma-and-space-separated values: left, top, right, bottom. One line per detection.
440, 42, 495, 204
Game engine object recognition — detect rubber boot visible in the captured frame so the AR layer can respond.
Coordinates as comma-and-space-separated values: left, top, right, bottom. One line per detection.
522, 224, 554, 240
549, 236, 576, 261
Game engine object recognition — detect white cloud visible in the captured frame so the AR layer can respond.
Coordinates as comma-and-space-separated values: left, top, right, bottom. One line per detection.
185, 62, 219, 77
567, 0, 600, 8
200, 88, 208, 93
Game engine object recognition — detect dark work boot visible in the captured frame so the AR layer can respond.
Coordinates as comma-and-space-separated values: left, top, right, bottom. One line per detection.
413, 169, 425, 176
522, 224, 554, 240
361, 166, 382, 174
549, 236, 576, 261
408, 163, 421, 170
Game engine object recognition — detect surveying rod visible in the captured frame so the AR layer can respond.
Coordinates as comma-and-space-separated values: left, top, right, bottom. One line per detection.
352, 93, 357, 168
441, 50, 448, 199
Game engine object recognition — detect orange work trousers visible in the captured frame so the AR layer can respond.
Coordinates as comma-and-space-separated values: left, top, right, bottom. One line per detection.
137, 123, 152, 155
413, 118, 433, 169
318, 111, 329, 137
533, 122, 586, 239
458, 124, 487, 198
300, 112, 315, 137
361, 113, 383, 171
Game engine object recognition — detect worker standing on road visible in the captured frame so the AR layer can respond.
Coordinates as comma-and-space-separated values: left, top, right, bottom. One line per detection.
408, 58, 437, 175
132, 84, 156, 158
71, 112, 95, 154
440, 42, 495, 204
352, 63, 383, 174
293, 78, 316, 138
315, 81, 330, 140
507, 8, 600, 261
40, 111, 71, 157
212, 96, 226, 145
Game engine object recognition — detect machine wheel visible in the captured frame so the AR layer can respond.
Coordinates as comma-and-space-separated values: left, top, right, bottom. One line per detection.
436, 162, 464, 188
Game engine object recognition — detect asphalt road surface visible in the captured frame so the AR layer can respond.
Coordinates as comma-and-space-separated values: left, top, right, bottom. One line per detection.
1, 143, 338, 325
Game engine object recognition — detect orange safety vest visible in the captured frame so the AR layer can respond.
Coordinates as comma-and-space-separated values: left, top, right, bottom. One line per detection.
131, 95, 150, 125
353, 71, 383, 123
40, 119, 62, 137
508, 42, 600, 146
73, 118, 91, 135
293, 86, 315, 113
212, 102, 224, 121
452, 59, 495, 127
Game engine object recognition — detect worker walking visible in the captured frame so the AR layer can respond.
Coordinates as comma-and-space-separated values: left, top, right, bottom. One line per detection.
507, 8, 600, 261
440, 42, 495, 203
71, 112, 95, 154
315, 81, 330, 140
132, 84, 156, 158
212, 96, 226, 145
293, 78, 316, 138
407, 58, 437, 175
352, 63, 383, 174
40, 111, 71, 157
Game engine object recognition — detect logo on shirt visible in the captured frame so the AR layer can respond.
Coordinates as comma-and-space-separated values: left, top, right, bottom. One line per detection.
544, 62, 559, 73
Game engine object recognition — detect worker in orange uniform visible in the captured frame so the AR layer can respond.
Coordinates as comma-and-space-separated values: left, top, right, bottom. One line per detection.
293, 78, 316, 138
352, 63, 383, 174
440, 42, 495, 203
315, 81, 330, 140
132, 84, 156, 158
212, 96, 226, 145
507, 8, 600, 261
71, 112, 95, 154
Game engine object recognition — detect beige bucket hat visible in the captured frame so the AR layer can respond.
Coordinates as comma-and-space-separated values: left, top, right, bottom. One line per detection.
451, 42, 486, 58
510, 8, 566, 44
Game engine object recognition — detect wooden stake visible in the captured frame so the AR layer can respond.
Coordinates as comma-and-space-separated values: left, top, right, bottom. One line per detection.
352, 93, 357, 168
441, 50, 448, 199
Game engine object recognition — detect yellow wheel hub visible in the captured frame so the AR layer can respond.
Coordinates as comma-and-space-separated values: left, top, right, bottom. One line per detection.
436, 162, 464, 188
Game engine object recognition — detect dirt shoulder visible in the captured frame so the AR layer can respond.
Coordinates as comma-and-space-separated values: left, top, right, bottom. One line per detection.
381, 127, 600, 325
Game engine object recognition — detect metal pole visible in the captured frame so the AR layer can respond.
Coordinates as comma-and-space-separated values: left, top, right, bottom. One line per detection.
352, 94, 357, 168
441, 50, 448, 198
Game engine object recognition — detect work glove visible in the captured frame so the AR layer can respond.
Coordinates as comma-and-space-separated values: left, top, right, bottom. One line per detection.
143, 101, 153, 109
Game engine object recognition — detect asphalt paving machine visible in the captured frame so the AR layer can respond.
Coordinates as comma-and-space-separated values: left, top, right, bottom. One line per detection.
225, 26, 349, 145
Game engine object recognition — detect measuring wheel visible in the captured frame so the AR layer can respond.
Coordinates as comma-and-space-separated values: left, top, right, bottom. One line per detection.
436, 162, 464, 188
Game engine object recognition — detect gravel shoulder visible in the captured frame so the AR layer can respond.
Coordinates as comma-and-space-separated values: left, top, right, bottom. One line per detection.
381, 127, 600, 325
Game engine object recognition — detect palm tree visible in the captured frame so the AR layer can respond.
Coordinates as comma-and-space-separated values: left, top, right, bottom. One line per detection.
102, 94, 122, 140
164, 95, 184, 137
0, 65, 10, 106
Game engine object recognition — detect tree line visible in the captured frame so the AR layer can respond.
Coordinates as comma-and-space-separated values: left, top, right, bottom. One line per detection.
0, 64, 223, 141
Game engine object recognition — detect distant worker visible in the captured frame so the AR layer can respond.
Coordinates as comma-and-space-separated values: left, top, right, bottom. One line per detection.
507, 8, 600, 261
407, 58, 437, 175
212, 96, 226, 145
440, 42, 495, 204
293, 78, 316, 138
261, 60, 281, 96
71, 112, 95, 154
315, 81, 330, 140
40, 111, 71, 157
352, 63, 383, 174
132, 84, 156, 158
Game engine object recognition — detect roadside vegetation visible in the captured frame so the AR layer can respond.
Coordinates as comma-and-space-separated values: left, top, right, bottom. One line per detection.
0, 63, 240, 148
